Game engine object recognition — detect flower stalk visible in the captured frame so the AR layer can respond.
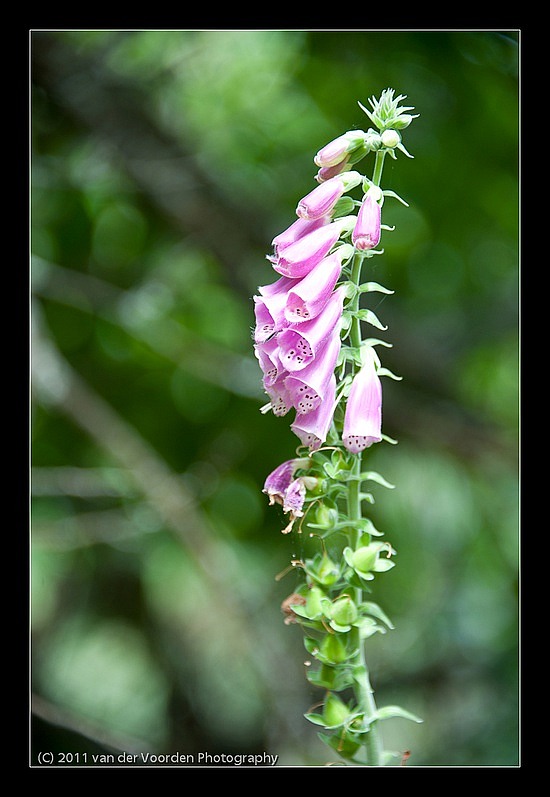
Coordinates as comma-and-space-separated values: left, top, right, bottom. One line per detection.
256, 89, 422, 765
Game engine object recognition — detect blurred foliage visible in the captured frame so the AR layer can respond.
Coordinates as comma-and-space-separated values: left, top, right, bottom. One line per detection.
31, 30, 519, 767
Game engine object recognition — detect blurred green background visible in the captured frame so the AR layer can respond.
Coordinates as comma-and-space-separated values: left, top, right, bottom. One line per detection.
30, 30, 519, 767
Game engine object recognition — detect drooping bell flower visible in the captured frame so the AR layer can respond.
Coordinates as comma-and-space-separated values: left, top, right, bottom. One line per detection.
296, 171, 362, 221
254, 336, 283, 387
352, 192, 382, 251
253, 297, 277, 343
253, 276, 294, 342
270, 217, 354, 279
284, 332, 341, 415
284, 251, 344, 324
277, 286, 345, 372
263, 372, 294, 417
263, 457, 316, 533
263, 458, 309, 504
272, 215, 330, 256
291, 375, 337, 451
342, 348, 382, 453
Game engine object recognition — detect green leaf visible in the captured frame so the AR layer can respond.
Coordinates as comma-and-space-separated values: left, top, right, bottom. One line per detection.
372, 558, 395, 573
359, 282, 394, 295
306, 665, 354, 692
329, 620, 352, 633
357, 617, 386, 637
303, 637, 320, 656
374, 705, 423, 723
359, 518, 384, 537
318, 731, 362, 760
377, 366, 402, 381
360, 471, 396, 489
362, 337, 393, 350
361, 601, 395, 630
356, 308, 388, 331
304, 712, 328, 727
382, 189, 409, 206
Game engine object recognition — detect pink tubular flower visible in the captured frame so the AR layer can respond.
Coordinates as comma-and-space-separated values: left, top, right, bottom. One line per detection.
284, 251, 343, 324
291, 374, 337, 451
263, 457, 315, 533
253, 297, 278, 343
272, 216, 330, 256
254, 336, 282, 387
343, 349, 383, 453
263, 372, 294, 417
296, 177, 346, 221
277, 286, 345, 372
296, 172, 361, 221
284, 332, 341, 415
253, 276, 294, 342
352, 193, 382, 251
314, 131, 367, 168
263, 458, 308, 504
316, 160, 351, 182
270, 217, 354, 279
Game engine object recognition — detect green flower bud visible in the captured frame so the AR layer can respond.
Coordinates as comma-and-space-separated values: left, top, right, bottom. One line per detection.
320, 633, 348, 664
312, 502, 339, 529
323, 693, 351, 727
393, 113, 414, 129
305, 586, 326, 619
364, 130, 383, 150
381, 129, 401, 148
308, 552, 340, 587
350, 545, 379, 574
330, 596, 358, 627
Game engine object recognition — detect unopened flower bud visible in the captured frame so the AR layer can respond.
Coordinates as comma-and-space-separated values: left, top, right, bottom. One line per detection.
323, 693, 351, 726
305, 586, 326, 619
330, 596, 358, 627
381, 129, 401, 148
314, 131, 367, 168
296, 172, 362, 221
364, 130, 383, 150
350, 545, 379, 574
352, 194, 382, 252
393, 113, 415, 129
320, 633, 348, 664
315, 160, 351, 182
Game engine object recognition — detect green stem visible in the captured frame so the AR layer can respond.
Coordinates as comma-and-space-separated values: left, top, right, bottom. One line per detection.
344, 149, 388, 766
349, 253, 363, 350
348, 455, 383, 766
372, 149, 386, 187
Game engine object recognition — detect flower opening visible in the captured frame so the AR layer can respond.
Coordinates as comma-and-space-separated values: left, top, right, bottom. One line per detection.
342, 349, 383, 453
277, 286, 345, 372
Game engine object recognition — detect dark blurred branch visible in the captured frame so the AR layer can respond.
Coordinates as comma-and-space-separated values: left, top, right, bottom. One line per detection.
31, 32, 268, 296
32, 256, 261, 399
32, 304, 304, 749
32, 301, 246, 595
32, 693, 154, 756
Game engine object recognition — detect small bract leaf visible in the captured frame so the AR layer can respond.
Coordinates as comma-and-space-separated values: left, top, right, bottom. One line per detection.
356, 308, 388, 331
375, 705, 423, 723
359, 282, 394, 295
304, 712, 328, 727
360, 471, 396, 489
